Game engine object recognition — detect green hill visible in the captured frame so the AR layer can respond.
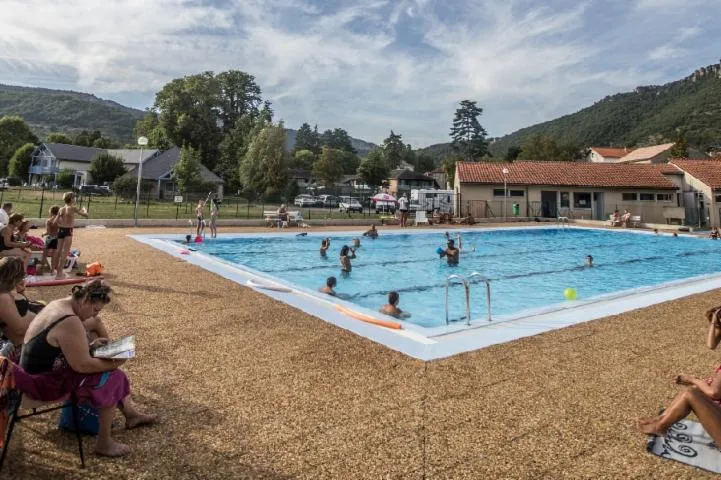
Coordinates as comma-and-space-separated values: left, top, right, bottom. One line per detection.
420, 65, 721, 160
0, 84, 146, 143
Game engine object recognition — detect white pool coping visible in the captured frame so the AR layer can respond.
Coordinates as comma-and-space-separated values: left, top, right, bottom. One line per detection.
130, 226, 721, 360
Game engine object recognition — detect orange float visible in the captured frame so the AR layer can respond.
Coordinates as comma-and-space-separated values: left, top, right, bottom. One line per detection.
335, 305, 402, 330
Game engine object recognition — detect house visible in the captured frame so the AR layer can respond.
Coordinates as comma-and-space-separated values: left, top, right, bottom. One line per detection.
617, 143, 707, 164
454, 161, 678, 223
388, 169, 439, 197
426, 167, 448, 189
340, 175, 371, 191
586, 147, 633, 163
125, 146, 224, 199
29, 143, 159, 186
666, 159, 721, 227
289, 169, 316, 189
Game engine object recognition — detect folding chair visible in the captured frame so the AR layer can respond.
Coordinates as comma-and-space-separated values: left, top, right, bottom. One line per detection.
414, 210, 429, 226
0, 385, 86, 472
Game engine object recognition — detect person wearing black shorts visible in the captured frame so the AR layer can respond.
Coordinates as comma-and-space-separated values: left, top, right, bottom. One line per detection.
398, 194, 409, 228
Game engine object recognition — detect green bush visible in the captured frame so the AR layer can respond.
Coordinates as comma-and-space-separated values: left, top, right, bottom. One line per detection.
56, 169, 75, 189
6, 176, 22, 186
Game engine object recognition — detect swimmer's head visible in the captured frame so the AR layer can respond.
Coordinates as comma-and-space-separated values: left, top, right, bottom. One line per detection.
388, 291, 399, 306
340, 245, 350, 256
447, 239, 455, 248
327, 276, 337, 288
185, 234, 192, 243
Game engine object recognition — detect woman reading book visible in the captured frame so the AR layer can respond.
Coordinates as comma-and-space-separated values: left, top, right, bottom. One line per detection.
15, 279, 156, 457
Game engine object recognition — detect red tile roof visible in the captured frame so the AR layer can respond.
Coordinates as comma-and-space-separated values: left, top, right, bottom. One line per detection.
591, 147, 632, 158
670, 160, 721, 189
456, 161, 677, 189
618, 143, 675, 163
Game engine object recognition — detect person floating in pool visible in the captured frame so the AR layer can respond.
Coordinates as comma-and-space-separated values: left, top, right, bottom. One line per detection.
585, 255, 593, 268
440, 235, 461, 265
362, 224, 378, 239
637, 307, 721, 445
320, 276, 337, 296
379, 291, 410, 319
320, 238, 331, 257
340, 245, 356, 273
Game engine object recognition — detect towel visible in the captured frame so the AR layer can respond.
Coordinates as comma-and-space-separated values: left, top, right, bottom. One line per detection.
647, 419, 721, 474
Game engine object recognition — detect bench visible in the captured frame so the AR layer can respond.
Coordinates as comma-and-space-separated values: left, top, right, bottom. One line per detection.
630, 215, 641, 228
263, 210, 304, 228
663, 206, 686, 225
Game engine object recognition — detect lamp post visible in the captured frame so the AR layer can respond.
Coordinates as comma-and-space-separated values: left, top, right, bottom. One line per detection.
134, 136, 149, 227
502, 167, 509, 222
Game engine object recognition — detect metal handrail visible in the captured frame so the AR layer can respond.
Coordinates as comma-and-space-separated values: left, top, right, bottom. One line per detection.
468, 272, 492, 323
445, 274, 470, 326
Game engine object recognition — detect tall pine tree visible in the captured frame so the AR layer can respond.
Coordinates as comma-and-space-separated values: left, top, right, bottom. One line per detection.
450, 100, 488, 161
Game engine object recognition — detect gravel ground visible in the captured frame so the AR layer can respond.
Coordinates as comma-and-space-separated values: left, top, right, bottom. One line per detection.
4, 224, 719, 479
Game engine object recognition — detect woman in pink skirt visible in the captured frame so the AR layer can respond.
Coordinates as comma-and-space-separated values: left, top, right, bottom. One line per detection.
17, 280, 156, 457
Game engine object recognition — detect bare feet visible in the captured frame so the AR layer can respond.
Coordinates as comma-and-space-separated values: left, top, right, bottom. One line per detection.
126, 412, 157, 429
55, 271, 68, 280
95, 438, 131, 457
637, 416, 659, 426
638, 420, 667, 437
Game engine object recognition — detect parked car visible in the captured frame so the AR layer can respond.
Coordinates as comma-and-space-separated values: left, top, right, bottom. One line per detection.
338, 196, 363, 213
318, 194, 339, 208
77, 184, 112, 196
294, 194, 318, 207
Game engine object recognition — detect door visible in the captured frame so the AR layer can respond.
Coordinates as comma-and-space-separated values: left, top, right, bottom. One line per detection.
593, 192, 605, 220
683, 191, 699, 227
541, 191, 557, 218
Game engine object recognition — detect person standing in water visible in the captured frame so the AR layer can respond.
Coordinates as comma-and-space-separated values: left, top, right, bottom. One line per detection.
320, 238, 331, 257
585, 255, 594, 268
320, 276, 337, 296
362, 224, 378, 239
340, 245, 356, 273
380, 291, 410, 319
440, 235, 461, 265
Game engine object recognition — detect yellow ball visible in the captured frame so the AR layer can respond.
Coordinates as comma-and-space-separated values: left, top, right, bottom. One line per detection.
563, 288, 577, 301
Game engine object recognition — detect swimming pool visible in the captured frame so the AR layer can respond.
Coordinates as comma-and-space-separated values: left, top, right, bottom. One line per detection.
134, 227, 721, 359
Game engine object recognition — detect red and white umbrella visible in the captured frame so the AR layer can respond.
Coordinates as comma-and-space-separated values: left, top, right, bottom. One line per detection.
371, 193, 397, 202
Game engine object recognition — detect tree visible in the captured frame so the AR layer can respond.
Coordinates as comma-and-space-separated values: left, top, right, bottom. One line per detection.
320, 128, 356, 154
670, 131, 689, 157
0, 116, 38, 176
291, 149, 316, 170
504, 146, 522, 161
294, 122, 321, 154
112, 175, 153, 200
216, 114, 255, 192
173, 145, 203, 192
450, 100, 488, 161
518, 135, 563, 161
313, 147, 345, 186
382, 130, 405, 170
441, 156, 458, 187
8, 142, 35, 181
216, 70, 263, 133
88, 152, 127, 185
339, 150, 360, 174
74, 130, 102, 147
240, 122, 288, 198
45, 132, 74, 144
414, 152, 435, 173
357, 148, 389, 188
56, 168, 76, 189
134, 112, 172, 150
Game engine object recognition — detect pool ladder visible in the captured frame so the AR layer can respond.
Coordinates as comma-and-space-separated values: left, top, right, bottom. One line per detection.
444, 272, 492, 326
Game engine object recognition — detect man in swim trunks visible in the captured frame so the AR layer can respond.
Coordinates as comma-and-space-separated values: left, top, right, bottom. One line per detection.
440, 237, 460, 265
195, 199, 206, 237
53, 192, 88, 279
320, 276, 337, 296
362, 224, 378, 239
379, 291, 410, 319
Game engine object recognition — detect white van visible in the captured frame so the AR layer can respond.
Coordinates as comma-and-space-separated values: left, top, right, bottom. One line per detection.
410, 189, 454, 214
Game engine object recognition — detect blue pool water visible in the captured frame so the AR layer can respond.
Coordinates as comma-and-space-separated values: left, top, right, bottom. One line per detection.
186, 228, 721, 327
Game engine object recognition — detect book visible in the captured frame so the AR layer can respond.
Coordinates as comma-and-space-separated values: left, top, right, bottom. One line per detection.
93, 335, 136, 359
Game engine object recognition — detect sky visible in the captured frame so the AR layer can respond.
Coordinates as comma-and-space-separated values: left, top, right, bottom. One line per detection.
1, 0, 721, 148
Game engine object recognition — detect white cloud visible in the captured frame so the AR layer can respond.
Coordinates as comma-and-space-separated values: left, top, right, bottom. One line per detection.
0, 0, 719, 146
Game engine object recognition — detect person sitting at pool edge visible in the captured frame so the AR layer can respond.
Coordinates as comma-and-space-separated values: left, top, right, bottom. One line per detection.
621, 209, 632, 227
379, 291, 410, 319
362, 224, 378, 239
440, 236, 460, 265
637, 307, 721, 445
611, 210, 622, 227
320, 276, 337, 296
340, 245, 356, 273
320, 238, 331, 257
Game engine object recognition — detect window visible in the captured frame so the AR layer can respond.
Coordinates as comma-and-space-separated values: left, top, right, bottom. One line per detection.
573, 192, 591, 208
622, 193, 637, 201
639, 193, 655, 201
493, 189, 524, 197
715, 194, 721, 203
657, 193, 673, 202
560, 192, 570, 208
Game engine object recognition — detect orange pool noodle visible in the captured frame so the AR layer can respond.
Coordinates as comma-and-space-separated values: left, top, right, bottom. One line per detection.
335, 305, 402, 330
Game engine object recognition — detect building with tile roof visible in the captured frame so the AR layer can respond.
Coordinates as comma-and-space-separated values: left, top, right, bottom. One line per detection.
454, 161, 679, 223
586, 147, 633, 163
617, 143, 707, 164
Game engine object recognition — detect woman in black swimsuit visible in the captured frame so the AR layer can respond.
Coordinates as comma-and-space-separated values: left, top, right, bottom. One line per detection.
0, 257, 35, 356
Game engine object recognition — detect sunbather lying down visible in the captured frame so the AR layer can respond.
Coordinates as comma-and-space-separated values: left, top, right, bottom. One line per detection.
638, 307, 721, 445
